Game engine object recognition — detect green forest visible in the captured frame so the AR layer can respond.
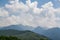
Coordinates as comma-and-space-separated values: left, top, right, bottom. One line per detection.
0, 29, 50, 40
0, 36, 48, 40
0, 36, 20, 40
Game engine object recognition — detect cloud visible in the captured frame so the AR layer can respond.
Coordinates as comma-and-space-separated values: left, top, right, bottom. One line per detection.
41, 2, 53, 9
0, 0, 60, 28
0, 8, 8, 17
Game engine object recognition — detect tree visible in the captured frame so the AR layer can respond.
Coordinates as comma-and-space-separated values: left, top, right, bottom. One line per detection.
0, 36, 21, 40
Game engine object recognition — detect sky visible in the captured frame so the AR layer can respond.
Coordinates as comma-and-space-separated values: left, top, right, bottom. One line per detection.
0, 0, 60, 28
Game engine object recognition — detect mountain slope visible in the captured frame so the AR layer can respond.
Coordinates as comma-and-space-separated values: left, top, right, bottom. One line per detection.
33, 27, 60, 40
0, 29, 50, 40
33, 26, 45, 34
43, 27, 60, 40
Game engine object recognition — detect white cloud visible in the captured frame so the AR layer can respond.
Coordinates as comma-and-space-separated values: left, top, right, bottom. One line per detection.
0, 0, 60, 28
41, 2, 53, 8
26, 0, 38, 8
0, 8, 8, 17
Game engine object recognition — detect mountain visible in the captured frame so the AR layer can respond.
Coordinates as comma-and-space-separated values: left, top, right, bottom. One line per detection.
33, 27, 60, 40
33, 26, 45, 34
0, 25, 34, 30
0, 29, 50, 40
1, 25, 60, 40
43, 27, 60, 40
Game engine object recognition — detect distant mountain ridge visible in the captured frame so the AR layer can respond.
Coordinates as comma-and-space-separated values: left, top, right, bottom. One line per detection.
33, 27, 60, 40
33, 26, 46, 34
43, 27, 60, 40
0, 25, 34, 30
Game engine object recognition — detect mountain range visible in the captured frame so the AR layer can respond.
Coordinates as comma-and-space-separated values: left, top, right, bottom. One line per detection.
33, 27, 60, 40
0, 25, 34, 30
0, 25, 60, 40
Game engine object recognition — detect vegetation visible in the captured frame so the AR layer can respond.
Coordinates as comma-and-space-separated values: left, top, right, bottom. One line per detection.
0, 36, 20, 40
0, 29, 50, 40
0, 36, 49, 40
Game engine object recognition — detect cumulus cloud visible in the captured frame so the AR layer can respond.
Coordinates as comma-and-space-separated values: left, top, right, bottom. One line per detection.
0, 0, 60, 28
41, 2, 53, 9
0, 8, 8, 17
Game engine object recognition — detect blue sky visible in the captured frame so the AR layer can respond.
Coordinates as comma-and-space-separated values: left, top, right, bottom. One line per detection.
0, 0, 60, 8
